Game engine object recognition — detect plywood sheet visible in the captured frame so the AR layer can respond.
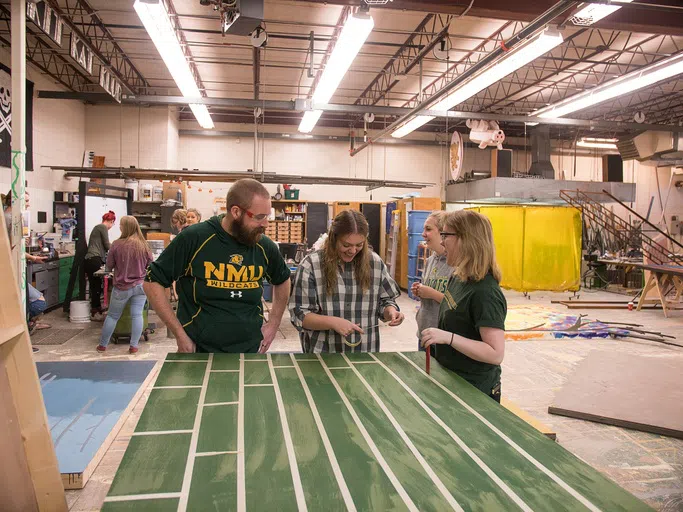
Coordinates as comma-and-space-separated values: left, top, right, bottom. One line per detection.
549, 351, 683, 438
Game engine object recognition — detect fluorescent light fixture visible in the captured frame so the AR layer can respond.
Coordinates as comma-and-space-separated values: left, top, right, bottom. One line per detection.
299, 111, 323, 134
534, 52, 683, 120
299, 11, 374, 133
392, 29, 563, 138
570, 0, 632, 26
577, 137, 618, 149
392, 115, 435, 138
134, 0, 214, 129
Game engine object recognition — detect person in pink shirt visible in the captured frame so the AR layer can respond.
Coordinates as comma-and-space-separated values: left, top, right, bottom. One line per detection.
97, 216, 152, 354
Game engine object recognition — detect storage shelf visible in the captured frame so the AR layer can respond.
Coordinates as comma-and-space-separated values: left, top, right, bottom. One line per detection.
272, 199, 305, 203
54, 201, 78, 205
133, 201, 162, 205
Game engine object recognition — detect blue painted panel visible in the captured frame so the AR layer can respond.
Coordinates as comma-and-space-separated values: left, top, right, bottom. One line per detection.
36, 361, 156, 474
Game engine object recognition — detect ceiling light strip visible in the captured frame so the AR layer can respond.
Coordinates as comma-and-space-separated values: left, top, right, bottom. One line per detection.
298, 11, 374, 133
533, 52, 683, 120
134, 0, 214, 129
392, 29, 564, 138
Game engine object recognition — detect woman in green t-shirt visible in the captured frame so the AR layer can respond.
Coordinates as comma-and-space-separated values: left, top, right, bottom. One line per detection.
421, 210, 507, 402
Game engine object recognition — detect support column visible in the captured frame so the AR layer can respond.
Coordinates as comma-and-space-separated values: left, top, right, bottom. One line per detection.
11, 0, 26, 314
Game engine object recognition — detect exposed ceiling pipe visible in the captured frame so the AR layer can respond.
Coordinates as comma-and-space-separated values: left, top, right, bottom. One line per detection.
36, 91, 683, 132
346, 0, 579, 157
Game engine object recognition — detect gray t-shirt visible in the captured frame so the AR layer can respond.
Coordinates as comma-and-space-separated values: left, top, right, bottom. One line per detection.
416, 253, 453, 340
86, 223, 111, 261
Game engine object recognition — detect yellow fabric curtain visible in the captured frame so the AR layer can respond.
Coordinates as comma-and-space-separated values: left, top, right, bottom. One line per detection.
469, 206, 581, 292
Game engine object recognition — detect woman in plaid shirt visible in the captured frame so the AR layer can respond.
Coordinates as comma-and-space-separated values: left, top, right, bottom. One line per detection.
290, 210, 404, 353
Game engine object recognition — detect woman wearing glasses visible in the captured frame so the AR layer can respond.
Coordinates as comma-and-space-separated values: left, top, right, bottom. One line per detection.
290, 209, 404, 353
411, 211, 454, 351
421, 210, 507, 402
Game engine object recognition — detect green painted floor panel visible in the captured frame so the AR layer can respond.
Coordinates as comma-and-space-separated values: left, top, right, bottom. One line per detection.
108, 433, 190, 496
154, 361, 207, 387
205, 372, 239, 404
198, 405, 238, 453
345, 352, 374, 362
275, 367, 347, 511
244, 360, 272, 385
270, 353, 295, 366
135, 388, 200, 432
319, 353, 350, 367
354, 362, 529, 511
101, 499, 179, 511
333, 367, 476, 512
166, 353, 209, 361
105, 352, 652, 511
187, 454, 238, 511
243, 353, 267, 360
382, 352, 651, 512
297, 360, 409, 512
244, 386, 299, 511
211, 353, 240, 370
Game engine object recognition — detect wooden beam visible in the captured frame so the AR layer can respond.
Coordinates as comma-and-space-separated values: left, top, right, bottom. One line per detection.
0, 219, 66, 511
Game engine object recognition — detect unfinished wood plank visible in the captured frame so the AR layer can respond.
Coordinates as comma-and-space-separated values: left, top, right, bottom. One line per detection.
549, 351, 683, 439
501, 398, 556, 441
0, 223, 66, 511
0, 358, 38, 511
0, 322, 25, 346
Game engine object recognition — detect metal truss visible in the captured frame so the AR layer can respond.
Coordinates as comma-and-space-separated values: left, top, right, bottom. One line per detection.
398, 20, 526, 110
574, 76, 683, 124
306, 6, 351, 99
459, 32, 683, 117
355, 13, 453, 107
51, 0, 149, 94
0, 5, 92, 92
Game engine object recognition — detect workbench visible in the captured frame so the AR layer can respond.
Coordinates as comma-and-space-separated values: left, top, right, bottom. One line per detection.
599, 259, 683, 317
102, 352, 649, 511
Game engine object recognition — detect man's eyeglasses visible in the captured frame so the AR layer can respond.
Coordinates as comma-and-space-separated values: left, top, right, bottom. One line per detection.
440, 232, 458, 240
239, 207, 269, 222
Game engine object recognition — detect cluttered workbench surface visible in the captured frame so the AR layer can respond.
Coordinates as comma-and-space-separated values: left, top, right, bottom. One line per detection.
102, 352, 650, 511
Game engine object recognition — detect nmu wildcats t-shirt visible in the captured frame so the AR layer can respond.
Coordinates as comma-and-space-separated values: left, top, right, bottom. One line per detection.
146, 215, 290, 353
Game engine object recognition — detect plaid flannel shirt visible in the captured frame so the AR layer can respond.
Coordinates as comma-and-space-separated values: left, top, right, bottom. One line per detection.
289, 250, 401, 353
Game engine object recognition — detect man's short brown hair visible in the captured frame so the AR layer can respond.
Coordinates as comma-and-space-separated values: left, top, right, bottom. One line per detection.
226, 178, 270, 210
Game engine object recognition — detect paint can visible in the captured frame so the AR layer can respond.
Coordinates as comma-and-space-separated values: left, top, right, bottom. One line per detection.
628, 301, 634, 311
69, 300, 91, 323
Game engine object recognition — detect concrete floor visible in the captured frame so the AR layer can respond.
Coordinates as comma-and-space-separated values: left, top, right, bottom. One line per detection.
33, 289, 683, 511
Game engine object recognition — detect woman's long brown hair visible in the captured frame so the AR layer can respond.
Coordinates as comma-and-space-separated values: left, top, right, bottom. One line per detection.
322, 210, 371, 294
115, 216, 152, 258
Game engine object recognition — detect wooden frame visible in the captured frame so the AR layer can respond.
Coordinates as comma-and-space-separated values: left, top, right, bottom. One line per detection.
0, 221, 66, 511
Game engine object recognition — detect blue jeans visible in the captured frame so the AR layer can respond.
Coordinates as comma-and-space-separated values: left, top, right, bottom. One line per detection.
28, 298, 47, 320
99, 284, 147, 348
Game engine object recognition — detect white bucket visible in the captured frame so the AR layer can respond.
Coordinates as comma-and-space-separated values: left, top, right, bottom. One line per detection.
125, 179, 138, 201
70, 301, 91, 323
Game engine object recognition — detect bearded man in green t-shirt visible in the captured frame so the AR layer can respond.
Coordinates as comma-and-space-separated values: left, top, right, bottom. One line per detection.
144, 179, 291, 354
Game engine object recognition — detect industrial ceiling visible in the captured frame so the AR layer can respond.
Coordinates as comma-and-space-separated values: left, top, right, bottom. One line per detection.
2, 0, 683, 145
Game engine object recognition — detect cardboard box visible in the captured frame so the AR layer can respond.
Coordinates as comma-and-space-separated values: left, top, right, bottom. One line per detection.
162, 182, 187, 206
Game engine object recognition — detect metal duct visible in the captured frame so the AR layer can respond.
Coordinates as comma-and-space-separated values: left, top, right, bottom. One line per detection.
528, 126, 556, 179
617, 131, 683, 163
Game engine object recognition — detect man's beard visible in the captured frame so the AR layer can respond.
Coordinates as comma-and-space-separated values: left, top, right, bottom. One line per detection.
232, 214, 265, 246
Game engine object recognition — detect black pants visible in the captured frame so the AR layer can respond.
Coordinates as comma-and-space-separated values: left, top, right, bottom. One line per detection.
490, 382, 502, 403
84, 256, 104, 313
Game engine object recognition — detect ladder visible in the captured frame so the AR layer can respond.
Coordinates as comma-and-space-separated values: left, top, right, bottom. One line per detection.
386, 210, 400, 279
